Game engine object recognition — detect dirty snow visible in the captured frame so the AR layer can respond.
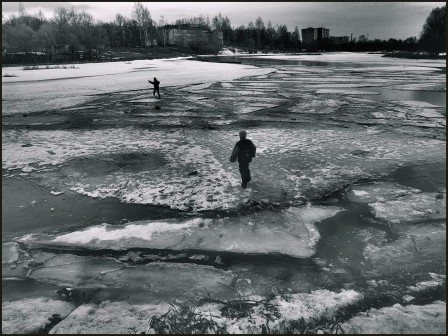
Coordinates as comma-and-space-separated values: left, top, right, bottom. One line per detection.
342, 301, 446, 334
2, 298, 75, 334
193, 289, 364, 334
370, 192, 445, 223
348, 181, 422, 204
49, 301, 171, 334
42, 289, 364, 334
3, 125, 444, 211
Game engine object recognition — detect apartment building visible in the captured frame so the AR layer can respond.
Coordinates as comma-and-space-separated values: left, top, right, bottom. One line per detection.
163, 24, 223, 46
301, 27, 330, 44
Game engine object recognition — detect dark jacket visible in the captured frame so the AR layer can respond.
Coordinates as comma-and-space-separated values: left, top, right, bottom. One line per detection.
149, 79, 160, 89
230, 139, 256, 163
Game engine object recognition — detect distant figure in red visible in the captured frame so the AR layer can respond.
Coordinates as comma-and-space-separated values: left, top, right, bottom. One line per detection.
230, 130, 257, 189
148, 77, 161, 98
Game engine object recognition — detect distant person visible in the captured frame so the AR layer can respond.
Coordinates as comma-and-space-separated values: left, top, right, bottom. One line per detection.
148, 77, 161, 98
230, 130, 257, 189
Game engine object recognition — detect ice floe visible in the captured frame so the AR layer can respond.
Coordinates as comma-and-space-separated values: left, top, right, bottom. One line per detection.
48, 301, 171, 334
392, 83, 446, 90
19, 206, 342, 258
316, 89, 379, 95
341, 301, 446, 334
363, 223, 446, 271
369, 192, 445, 223
2, 242, 21, 264
395, 100, 443, 108
2, 298, 75, 334
348, 181, 422, 204
220, 82, 235, 88
26, 257, 235, 301
407, 273, 446, 293
236, 103, 279, 114
288, 95, 348, 114
217, 96, 287, 105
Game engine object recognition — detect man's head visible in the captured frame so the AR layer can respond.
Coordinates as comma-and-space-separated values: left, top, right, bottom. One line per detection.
154, 77, 157, 80
239, 130, 247, 139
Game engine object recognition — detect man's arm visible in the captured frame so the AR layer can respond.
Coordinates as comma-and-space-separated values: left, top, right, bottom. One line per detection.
251, 142, 256, 157
229, 144, 239, 162
148, 80, 154, 84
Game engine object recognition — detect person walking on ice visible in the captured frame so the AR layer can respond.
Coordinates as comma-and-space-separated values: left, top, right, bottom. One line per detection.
230, 130, 257, 189
148, 77, 161, 98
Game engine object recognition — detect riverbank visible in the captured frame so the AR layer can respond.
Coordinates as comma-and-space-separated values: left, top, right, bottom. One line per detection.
1, 46, 193, 68
381, 51, 446, 60
3, 46, 445, 69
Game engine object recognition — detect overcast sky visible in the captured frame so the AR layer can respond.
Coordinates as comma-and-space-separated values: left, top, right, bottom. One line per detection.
2, 2, 444, 40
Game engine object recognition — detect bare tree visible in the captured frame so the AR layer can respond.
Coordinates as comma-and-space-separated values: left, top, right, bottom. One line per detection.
158, 15, 166, 47
132, 2, 153, 46
292, 26, 301, 50
18, 2, 26, 17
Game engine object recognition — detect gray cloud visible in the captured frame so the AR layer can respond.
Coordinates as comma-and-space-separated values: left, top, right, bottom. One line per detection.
2, 2, 96, 16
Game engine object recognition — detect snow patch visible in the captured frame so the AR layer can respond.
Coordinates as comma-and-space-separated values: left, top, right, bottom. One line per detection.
316, 89, 379, 95
2, 298, 74, 334
53, 218, 205, 244
342, 301, 446, 334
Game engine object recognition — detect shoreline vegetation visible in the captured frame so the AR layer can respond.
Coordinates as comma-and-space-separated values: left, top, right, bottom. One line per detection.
380, 51, 446, 59
1, 47, 445, 69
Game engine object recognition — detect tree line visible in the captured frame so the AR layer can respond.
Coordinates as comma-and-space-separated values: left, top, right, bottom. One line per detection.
2, 2, 445, 63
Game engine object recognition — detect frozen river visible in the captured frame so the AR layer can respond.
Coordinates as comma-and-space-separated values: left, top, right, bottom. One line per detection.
2, 52, 446, 333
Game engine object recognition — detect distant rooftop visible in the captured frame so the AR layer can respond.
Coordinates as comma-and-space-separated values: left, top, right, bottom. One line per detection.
163, 24, 210, 30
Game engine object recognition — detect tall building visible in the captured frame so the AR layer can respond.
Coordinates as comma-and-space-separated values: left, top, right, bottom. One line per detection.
301, 27, 316, 45
301, 27, 330, 44
317, 27, 330, 40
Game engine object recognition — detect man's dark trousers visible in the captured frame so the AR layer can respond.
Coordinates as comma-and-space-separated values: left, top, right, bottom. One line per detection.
239, 161, 251, 186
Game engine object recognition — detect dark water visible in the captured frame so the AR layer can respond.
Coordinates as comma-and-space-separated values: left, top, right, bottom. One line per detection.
387, 162, 446, 193
198, 54, 446, 112
197, 55, 342, 67
359, 87, 446, 112
1, 175, 189, 241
